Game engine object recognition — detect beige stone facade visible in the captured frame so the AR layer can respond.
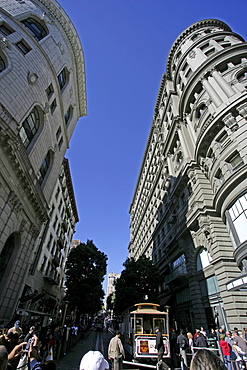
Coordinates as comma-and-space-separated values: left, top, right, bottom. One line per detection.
129, 19, 247, 331
0, 0, 86, 325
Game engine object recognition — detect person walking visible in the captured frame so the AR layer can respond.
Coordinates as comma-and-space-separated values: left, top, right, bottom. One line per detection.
154, 326, 169, 369
108, 330, 125, 370
177, 329, 188, 370
219, 334, 231, 370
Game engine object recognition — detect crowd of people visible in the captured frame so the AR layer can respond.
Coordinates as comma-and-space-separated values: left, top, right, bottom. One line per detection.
0, 320, 81, 370
170, 326, 247, 370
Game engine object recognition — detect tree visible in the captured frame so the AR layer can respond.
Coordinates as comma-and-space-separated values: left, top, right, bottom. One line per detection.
65, 239, 107, 316
106, 292, 114, 311
114, 255, 162, 315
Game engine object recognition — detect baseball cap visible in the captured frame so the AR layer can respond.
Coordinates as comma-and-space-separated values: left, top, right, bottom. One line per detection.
15, 320, 20, 327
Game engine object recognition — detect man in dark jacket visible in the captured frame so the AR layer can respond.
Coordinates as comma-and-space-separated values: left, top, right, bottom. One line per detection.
195, 332, 207, 348
155, 327, 169, 369
177, 330, 188, 370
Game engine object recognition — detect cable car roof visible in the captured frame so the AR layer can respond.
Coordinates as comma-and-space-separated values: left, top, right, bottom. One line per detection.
129, 302, 168, 315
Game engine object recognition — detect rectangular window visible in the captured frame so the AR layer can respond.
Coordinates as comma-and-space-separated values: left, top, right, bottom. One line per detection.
0, 23, 14, 36
58, 137, 63, 149
50, 99, 57, 113
56, 127, 61, 140
40, 255, 47, 272
57, 68, 67, 90
46, 83, 54, 100
46, 235, 53, 251
227, 193, 247, 244
15, 40, 31, 55
226, 152, 244, 171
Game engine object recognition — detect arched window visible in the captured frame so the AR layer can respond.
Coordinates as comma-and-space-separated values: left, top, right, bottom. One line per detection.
197, 248, 212, 271
21, 17, 48, 41
19, 107, 40, 149
237, 70, 247, 82
196, 103, 207, 119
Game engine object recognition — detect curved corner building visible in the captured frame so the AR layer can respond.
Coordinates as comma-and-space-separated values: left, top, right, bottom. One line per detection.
129, 19, 247, 330
0, 0, 86, 323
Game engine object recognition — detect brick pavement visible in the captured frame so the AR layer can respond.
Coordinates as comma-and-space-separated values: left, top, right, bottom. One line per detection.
57, 329, 98, 370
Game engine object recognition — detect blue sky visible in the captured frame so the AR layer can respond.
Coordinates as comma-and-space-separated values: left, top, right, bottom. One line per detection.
58, 0, 247, 286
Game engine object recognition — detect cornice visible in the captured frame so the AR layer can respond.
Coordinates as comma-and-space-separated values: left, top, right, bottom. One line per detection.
166, 19, 232, 79
33, 0, 87, 117
154, 74, 167, 120
63, 157, 79, 223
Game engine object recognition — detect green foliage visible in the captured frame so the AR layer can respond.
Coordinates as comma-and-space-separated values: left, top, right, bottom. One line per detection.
65, 239, 107, 316
114, 255, 162, 315
106, 292, 114, 311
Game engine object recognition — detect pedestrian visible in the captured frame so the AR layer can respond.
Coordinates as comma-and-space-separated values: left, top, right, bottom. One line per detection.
7, 320, 23, 337
80, 350, 109, 370
154, 326, 169, 369
219, 334, 231, 370
232, 331, 247, 365
0, 342, 27, 370
108, 330, 125, 370
177, 329, 188, 370
209, 328, 217, 340
187, 332, 194, 354
195, 332, 207, 348
16, 327, 35, 370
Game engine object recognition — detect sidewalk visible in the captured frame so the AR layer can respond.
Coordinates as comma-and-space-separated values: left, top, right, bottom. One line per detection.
57, 329, 97, 370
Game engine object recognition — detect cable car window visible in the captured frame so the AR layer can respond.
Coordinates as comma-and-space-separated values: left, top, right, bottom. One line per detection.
131, 317, 143, 334
153, 318, 166, 334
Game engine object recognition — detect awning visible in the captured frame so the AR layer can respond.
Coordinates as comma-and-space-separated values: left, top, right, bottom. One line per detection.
160, 295, 172, 306
31, 292, 45, 304
226, 273, 247, 291
23, 309, 53, 316
19, 293, 37, 303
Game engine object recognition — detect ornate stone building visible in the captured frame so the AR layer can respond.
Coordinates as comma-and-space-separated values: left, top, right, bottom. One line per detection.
0, 0, 86, 325
129, 19, 247, 331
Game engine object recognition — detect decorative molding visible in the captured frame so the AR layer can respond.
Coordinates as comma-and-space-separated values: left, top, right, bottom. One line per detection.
29, 223, 40, 239
27, 71, 39, 85
0, 103, 15, 126
236, 101, 247, 118
56, 41, 65, 55
222, 112, 239, 131
19, 219, 27, 233
34, 0, 87, 116
188, 49, 196, 59
43, 102, 50, 114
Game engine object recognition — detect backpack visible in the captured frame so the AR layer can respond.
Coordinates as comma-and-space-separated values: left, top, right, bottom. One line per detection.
181, 337, 188, 350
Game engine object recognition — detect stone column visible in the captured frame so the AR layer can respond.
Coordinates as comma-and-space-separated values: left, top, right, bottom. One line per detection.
211, 70, 235, 98
202, 77, 223, 107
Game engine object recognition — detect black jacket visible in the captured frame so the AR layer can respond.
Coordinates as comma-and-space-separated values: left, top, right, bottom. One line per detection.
156, 331, 164, 351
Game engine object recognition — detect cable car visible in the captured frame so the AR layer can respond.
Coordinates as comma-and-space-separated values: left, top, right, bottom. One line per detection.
120, 302, 170, 362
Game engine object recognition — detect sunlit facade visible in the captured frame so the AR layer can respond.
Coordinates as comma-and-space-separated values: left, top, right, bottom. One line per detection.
0, 0, 86, 324
129, 19, 247, 331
